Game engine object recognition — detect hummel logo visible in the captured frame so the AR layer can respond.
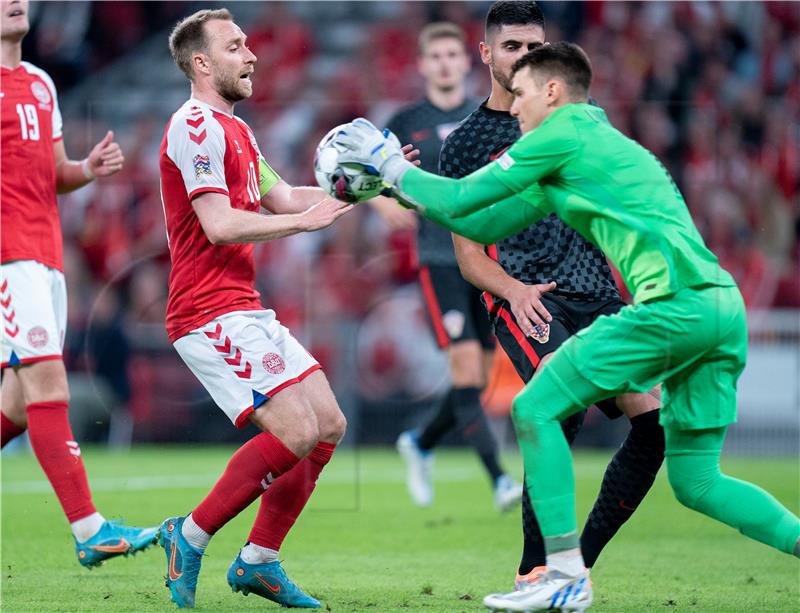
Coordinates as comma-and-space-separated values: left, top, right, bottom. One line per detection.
260, 472, 275, 490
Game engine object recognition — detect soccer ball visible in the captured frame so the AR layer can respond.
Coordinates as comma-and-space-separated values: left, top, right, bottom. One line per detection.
314, 124, 385, 203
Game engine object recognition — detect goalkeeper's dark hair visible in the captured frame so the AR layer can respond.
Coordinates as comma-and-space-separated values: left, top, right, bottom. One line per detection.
418, 22, 466, 56
485, 1, 545, 40
511, 41, 592, 100
169, 8, 233, 81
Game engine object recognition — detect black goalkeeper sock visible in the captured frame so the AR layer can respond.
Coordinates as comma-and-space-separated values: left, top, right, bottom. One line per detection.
580, 409, 665, 568
417, 388, 456, 451
451, 387, 504, 484
519, 410, 587, 574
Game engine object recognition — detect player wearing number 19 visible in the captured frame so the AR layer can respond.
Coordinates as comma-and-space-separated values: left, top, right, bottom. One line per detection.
331, 42, 800, 613
158, 8, 353, 609
1, 0, 159, 568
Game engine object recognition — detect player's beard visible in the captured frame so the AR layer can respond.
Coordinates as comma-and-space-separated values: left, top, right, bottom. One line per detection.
491, 64, 514, 93
213, 70, 249, 104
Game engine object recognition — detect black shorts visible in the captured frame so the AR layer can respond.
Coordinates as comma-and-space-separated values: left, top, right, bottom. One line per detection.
492, 293, 627, 418
419, 264, 494, 350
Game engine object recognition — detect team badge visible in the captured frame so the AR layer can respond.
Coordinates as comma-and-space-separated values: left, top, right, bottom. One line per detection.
192, 154, 212, 178
442, 309, 466, 340
27, 326, 49, 348
529, 323, 550, 344
30, 81, 51, 105
262, 352, 286, 375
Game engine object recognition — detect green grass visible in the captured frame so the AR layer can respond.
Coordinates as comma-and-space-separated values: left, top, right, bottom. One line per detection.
2, 446, 798, 612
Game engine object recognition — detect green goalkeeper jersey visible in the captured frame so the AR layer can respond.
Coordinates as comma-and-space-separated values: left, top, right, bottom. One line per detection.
396, 103, 735, 304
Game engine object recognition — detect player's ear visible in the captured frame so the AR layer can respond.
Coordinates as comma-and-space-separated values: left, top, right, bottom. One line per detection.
547, 78, 560, 103
192, 52, 211, 77
479, 41, 491, 67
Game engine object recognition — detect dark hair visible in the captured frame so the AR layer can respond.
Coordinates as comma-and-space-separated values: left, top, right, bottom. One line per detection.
511, 41, 592, 98
418, 22, 465, 56
169, 8, 233, 80
485, 1, 545, 39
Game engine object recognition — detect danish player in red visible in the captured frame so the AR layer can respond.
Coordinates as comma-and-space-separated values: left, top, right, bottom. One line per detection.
0, 0, 159, 568
156, 9, 353, 609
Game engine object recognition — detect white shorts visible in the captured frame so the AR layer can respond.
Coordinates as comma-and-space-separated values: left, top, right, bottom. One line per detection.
1, 260, 67, 368
173, 309, 320, 428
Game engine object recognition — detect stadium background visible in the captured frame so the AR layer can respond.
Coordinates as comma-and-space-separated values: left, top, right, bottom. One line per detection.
9, 0, 798, 454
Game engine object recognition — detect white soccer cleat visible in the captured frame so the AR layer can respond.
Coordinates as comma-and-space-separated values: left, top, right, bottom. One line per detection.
396, 430, 434, 507
483, 570, 592, 613
494, 474, 524, 512
515, 566, 548, 591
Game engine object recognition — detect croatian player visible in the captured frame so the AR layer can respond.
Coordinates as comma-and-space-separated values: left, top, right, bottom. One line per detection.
444, 1, 662, 588
332, 42, 800, 612
158, 9, 353, 609
0, 0, 158, 567
374, 22, 523, 512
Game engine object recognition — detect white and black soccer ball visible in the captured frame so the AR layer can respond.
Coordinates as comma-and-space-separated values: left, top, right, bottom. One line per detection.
314, 124, 385, 203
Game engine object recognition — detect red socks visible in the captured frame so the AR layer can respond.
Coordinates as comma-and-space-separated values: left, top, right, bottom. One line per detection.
248, 441, 336, 550
25, 401, 97, 522
192, 431, 300, 535
1, 412, 26, 448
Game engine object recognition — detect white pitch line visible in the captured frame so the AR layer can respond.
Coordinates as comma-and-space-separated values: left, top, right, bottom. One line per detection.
1, 466, 480, 495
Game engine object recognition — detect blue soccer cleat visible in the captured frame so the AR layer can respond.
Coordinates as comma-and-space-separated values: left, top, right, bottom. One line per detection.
75, 520, 158, 568
227, 553, 321, 608
158, 516, 203, 609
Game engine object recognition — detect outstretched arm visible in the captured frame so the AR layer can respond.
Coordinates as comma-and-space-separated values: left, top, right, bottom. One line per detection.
193, 192, 353, 245
418, 189, 547, 245
395, 163, 518, 219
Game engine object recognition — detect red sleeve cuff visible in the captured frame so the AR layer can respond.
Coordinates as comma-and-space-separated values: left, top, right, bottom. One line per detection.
188, 186, 229, 200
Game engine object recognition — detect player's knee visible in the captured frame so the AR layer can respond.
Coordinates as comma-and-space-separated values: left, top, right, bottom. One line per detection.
615, 389, 660, 417
16, 360, 70, 404
289, 416, 321, 457
319, 406, 347, 444
448, 342, 486, 388
667, 458, 710, 510
511, 389, 545, 427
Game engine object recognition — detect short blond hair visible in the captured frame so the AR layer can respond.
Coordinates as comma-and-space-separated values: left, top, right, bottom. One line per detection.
168, 8, 233, 80
418, 22, 465, 56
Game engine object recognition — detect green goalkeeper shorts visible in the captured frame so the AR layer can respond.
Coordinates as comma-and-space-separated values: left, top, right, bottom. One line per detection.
540, 284, 747, 430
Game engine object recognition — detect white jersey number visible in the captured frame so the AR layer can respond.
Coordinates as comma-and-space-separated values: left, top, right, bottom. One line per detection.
246, 161, 259, 204
16, 103, 40, 141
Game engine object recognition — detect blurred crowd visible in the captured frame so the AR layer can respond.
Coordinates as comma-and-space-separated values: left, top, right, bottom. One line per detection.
23, 2, 799, 441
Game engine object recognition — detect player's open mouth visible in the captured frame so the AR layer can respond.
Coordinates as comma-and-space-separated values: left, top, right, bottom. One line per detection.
240, 70, 253, 80
8, 9, 24, 17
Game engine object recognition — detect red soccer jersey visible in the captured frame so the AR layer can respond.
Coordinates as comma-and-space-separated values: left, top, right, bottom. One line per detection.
1, 62, 64, 271
160, 99, 267, 342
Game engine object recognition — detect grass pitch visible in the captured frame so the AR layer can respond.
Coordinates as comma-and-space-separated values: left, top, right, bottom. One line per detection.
2, 446, 798, 612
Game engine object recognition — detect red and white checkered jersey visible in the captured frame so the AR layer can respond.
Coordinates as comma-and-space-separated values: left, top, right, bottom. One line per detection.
1, 62, 64, 271
160, 98, 266, 342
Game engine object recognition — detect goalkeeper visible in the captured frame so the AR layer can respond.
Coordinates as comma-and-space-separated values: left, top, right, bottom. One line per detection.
333, 41, 800, 612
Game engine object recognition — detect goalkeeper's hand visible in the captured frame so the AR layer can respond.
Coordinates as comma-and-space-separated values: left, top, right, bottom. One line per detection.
334, 118, 414, 188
